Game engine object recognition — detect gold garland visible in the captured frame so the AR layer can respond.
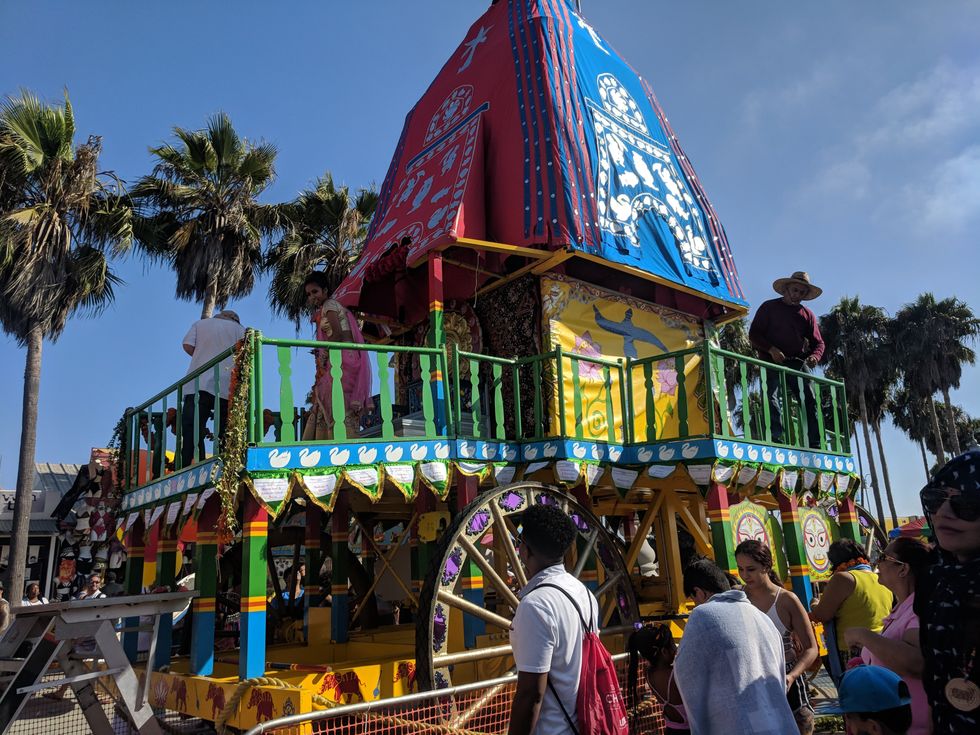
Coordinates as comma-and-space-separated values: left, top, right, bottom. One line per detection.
215, 330, 255, 543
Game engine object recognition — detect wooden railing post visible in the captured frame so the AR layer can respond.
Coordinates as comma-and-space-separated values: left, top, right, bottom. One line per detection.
777, 492, 814, 608
240, 493, 269, 679
190, 497, 221, 675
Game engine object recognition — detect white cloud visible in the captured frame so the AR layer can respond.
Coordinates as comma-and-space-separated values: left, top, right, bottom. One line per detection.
806, 159, 871, 200
906, 145, 980, 235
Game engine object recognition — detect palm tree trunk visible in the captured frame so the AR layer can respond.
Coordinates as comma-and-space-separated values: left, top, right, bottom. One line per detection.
919, 439, 930, 480
201, 280, 218, 319
7, 325, 43, 603
858, 391, 886, 530
927, 395, 945, 465
873, 421, 899, 527
941, 386, 961, 456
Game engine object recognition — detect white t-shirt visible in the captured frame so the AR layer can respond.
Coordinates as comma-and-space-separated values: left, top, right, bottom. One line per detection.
182, 317, 246, 397
509, 564, 599, 734
673, 589, 798, 734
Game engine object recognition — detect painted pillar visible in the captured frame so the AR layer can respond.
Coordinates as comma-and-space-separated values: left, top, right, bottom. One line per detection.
456, 474, 485, 646
573, 485, 599, 594
240, 494, 269, 680
777, 493, 814, 608
331, 492, 351, 644
837, 495, 862, 544
304, 503, 323, 640
411, 486, 438, 601
154, 525, 179, 670
122, 521, 146, 663
706, 481, 737, 575
190, 498, 220, 675
428, 254, 447, 434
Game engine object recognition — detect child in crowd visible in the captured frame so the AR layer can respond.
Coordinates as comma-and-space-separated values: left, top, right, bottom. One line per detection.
830, 665, 913, 735
627, 624, 689, 734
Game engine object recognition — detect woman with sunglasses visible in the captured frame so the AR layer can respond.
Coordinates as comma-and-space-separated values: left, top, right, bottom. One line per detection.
914, 448, 980, 734
843, 537, 932, 734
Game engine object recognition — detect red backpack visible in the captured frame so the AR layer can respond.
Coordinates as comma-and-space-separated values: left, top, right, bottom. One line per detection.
534, 583, 629, 735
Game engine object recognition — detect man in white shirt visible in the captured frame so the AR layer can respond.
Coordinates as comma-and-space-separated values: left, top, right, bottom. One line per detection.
673, 558, 798, 734
180, 310, 246, 466
508, 503, 598, 735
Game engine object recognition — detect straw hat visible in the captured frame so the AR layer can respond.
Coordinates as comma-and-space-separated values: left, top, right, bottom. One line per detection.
772, 271, 822, 300
215, 309, 241, 323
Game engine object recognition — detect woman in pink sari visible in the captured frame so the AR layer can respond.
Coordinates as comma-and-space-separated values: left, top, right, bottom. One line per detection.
302, 272, 372, 440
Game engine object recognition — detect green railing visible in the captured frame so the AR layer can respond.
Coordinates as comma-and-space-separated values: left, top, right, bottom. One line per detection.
122, 335, 852, 492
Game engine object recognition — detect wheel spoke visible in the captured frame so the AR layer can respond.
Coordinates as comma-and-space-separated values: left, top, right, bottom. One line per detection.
490, 502, 527, 588
572, 528, 599, 578
457, 535, 521, 611
437, 589, 513, 630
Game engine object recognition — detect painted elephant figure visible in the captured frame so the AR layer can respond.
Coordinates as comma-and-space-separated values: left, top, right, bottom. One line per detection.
248, 689, 276, 722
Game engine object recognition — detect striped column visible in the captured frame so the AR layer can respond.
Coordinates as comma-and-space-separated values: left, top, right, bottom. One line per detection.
428, 255, 447, 434
190, 499, 220, 675
240, 494, 269, 680
123, 522, 145, 663
837, 496, 862, 544
706, 482, 737, 575
456, 475, 485, 647
331, 493, 350, 644
153, 528, 179, 670
777, 493, 814, 608
304, 504, 323, 640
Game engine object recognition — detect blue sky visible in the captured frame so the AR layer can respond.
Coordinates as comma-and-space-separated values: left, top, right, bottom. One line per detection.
1, 1, 977, 517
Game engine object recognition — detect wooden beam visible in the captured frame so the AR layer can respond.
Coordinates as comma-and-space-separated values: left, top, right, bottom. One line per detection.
451, 237, 550, 259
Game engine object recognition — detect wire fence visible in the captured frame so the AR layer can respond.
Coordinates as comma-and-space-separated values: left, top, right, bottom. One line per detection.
248, 655, 665, 735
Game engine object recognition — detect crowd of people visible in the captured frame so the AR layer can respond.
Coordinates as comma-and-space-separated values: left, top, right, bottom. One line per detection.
507, 448, 980, 735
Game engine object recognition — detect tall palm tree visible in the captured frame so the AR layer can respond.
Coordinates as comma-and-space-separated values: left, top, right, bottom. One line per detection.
131, 113, 279, 318
890, 385, 937, 481
0, 91, 131, 599
820, 297, 889, 530
265, 173, 378, 327
893, 294, 978, 461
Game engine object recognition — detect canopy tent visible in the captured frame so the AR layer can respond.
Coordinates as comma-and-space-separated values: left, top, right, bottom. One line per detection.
888, 516, 931, 539
335, 0, 746, 326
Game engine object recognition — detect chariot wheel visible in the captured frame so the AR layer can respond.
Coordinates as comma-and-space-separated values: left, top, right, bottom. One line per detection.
415, 482, 639, 691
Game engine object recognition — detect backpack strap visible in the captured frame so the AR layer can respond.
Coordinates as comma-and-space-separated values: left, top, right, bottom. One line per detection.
546, 676, 580, 735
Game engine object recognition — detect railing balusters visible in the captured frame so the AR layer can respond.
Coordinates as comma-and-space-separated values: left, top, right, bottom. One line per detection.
713, 352, 729, 437
420, 353, 436, 438
618, 360, 630, 445
570, 356, 584, 440
212, 364, 222, 448
277, 346, 295, 443
555, 346, 567, 437
376, 351, 394, 441
797, 374, 809, 448
328, 348, 347, 442
603, 365, 616, 444
253, 335, 264, 443
492, 363, 505, 440
760, 365, 772, 444
830, 385, 843, 452
739, 361, 750, 441
512, 363, 523, 441
675, 355, 688, 438
193, 376, 201, 464
643, 361, 655, 443
469, 358, 481, 439
814, 382, 826, 451
532, 358, 543, 440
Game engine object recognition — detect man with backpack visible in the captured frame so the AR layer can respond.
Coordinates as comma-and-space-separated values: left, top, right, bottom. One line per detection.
508, 503, 627, 735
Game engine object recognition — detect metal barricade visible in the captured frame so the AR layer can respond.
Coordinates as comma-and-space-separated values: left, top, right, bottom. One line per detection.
244, 653, 666, 735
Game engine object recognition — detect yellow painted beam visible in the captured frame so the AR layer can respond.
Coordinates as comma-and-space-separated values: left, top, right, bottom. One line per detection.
451, 236, 551, 259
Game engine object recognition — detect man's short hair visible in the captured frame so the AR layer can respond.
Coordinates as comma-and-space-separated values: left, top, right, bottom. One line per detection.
520, 503, 577, 561
682, 558, 731, 597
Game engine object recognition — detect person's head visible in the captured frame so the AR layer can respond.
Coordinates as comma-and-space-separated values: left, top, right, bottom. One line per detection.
106, 571, 117, 584
627, 624, 676, 716
87, 573, 102, 590
518, 503, 577, 575
831, 665, 912, 735
773, 271, 821, 306
920, 448, 980, 562
735, 539, 781, 589
25, 582, 39, 600
304, 271, 332, 310
682, 558, 731, 606
214, 309, 241, 324
876, 537, 930, 597
828, 539, 868, 572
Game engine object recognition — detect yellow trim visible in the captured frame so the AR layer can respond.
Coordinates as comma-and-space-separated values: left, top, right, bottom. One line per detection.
531, 248, 575, 275
788, 565, 810, 576
243, 521, 268, 536
193, 599, 216, 612
429, 300, 444, 311
450, 237, 551, 260
571, 251, 748, 316
241, 596, 267, 612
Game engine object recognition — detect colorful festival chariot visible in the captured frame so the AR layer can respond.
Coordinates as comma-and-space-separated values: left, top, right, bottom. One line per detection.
113, 1, 880, 730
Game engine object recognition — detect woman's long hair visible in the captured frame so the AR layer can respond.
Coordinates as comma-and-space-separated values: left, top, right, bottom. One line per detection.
734, 539, 781, 585
626, 624, 673, 733
888, 537, 932, 579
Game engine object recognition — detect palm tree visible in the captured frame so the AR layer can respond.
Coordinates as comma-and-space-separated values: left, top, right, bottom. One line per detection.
265, 173, 378, 327
893, 294, 979, 461
889, 385, 936, 481
820, 297, 889, 530
131, 113, 279, 318
0, 91, 131, 599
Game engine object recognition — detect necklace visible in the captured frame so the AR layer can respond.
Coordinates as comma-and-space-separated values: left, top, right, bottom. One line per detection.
945, 646, 979, 713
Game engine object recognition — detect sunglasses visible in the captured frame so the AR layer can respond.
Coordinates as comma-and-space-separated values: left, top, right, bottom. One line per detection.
879, 554, 905, 567
920, 488, 980, 522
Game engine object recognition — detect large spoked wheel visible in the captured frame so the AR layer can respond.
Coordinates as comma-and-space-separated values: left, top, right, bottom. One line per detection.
415, 482, 638, 691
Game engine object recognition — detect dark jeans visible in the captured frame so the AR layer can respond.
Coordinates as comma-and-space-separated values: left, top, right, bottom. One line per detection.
181, 392, 228, 467
766, 359, 821, 448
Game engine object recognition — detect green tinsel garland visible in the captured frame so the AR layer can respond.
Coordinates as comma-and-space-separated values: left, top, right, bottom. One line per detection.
215, 330, 255, 542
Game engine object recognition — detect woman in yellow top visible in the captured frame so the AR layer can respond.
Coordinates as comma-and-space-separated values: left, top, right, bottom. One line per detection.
810, 539, 893, 681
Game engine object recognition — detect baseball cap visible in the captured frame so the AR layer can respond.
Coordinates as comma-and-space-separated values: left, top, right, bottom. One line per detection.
828, 665, 912, 714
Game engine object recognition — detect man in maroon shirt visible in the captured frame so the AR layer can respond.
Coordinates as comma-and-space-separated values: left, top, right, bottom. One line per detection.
749, 271, 825, 448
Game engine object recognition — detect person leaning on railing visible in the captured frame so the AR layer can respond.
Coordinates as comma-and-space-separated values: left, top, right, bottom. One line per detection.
180, 309, 246, 467
748, 270, 825, 448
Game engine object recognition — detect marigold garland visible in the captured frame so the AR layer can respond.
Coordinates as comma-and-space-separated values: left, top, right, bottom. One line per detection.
215, 330, 255, 543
